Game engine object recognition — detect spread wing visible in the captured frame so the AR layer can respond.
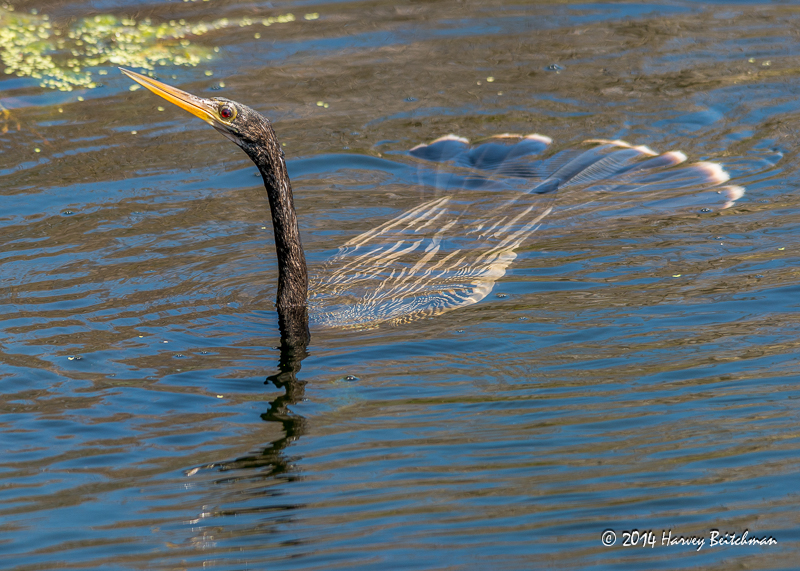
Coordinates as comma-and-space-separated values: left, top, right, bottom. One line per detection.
309, 134, 743, 329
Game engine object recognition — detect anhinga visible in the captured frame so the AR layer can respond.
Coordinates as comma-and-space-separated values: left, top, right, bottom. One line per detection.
121, 68, 743, 343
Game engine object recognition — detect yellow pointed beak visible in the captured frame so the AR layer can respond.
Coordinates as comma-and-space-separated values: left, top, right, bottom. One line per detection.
120, 68, 220, 127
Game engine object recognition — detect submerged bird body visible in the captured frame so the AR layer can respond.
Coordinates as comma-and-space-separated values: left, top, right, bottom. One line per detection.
121, 69, 743, 331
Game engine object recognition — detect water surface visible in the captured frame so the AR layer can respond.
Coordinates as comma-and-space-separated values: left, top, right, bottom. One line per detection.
2, 0, 800, 569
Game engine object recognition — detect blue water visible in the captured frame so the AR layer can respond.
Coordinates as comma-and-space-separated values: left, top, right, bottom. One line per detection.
2, 0, 800, 569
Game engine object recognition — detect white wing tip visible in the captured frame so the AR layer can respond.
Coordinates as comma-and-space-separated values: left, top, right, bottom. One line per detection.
666, 150, 688, 163
696, 161, 731, 184
726, 185, 746, 201
409, 134, 470, 151
525, 133, 553, 144
719, 185, 746, 210
633, 145, 658, 156
432, 134, 470, 145
412, 133, 553, 151
584, 138, 658, 156
724, 184, 746, 201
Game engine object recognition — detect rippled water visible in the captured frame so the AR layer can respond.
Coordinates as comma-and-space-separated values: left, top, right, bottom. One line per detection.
3, 0, 800, 569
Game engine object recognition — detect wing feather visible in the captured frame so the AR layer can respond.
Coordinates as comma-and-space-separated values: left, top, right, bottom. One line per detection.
310, 135, 741, 328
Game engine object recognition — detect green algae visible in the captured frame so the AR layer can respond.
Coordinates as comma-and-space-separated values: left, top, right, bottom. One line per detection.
0, 4, 306, 92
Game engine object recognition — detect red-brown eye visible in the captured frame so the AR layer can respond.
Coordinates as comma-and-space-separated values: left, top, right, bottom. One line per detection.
220, 105, 234, 119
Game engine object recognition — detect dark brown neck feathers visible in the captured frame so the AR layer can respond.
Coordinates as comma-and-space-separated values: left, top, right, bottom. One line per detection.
248, 123, 308, 309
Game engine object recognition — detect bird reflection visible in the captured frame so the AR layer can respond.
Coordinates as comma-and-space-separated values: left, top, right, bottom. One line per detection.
185, 311, 309, 481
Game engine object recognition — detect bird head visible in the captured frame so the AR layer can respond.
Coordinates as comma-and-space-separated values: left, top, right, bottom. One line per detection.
120, 68, 275, 158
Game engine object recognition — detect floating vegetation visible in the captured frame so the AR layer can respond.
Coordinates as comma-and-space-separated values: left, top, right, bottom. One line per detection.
0, 4, 308, 91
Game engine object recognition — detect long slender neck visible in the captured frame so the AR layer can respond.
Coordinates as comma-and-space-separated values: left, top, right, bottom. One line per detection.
248, 122, 310, 402
248, 123, 308, 316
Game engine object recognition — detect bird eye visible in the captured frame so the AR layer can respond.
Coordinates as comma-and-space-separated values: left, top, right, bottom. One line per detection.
219, 104, 236, 120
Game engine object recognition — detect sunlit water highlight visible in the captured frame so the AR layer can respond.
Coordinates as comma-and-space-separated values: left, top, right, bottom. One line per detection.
2, 1, 800, 569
